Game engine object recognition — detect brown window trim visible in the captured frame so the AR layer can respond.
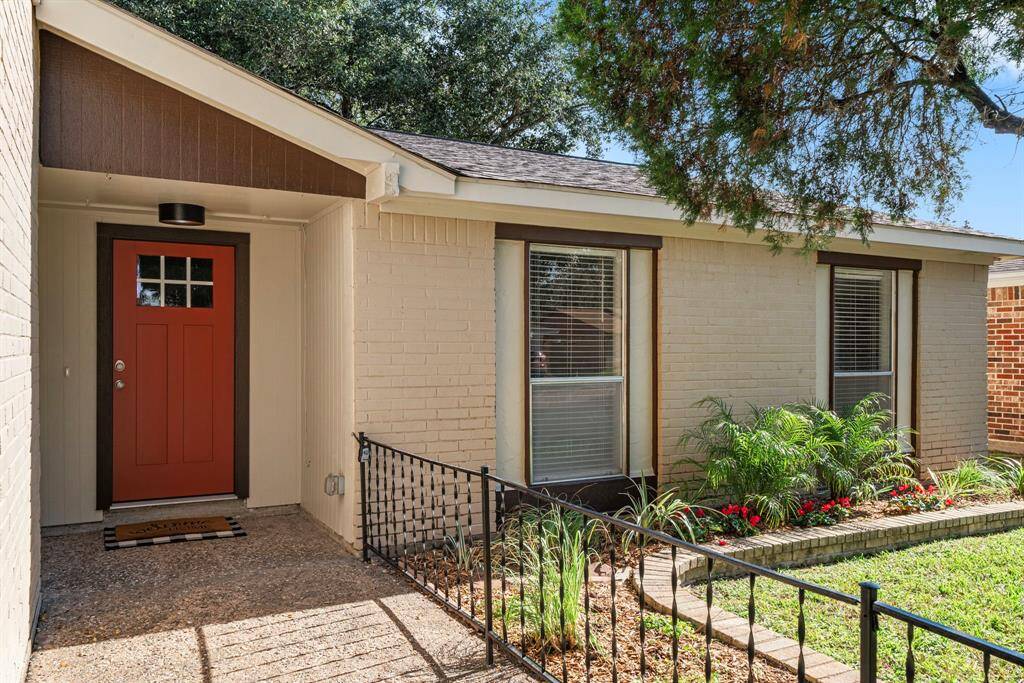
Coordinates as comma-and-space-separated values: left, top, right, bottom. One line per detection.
817, 250, 921, 272
96, 223, 250, 509
497, 222, 662, 250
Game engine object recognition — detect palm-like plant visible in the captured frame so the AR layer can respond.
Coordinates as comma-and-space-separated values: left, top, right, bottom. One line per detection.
796, 394, 915, 501
682, 398, 820, 528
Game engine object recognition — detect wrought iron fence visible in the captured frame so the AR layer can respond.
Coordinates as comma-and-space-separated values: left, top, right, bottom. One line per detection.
356, 433, 1024, 683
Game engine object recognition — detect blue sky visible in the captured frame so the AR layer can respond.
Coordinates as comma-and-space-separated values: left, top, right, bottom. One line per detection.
582, 72, 1024, 239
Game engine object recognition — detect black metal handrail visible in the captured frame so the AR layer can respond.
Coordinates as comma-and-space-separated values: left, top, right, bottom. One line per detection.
356, 433, 1024, 683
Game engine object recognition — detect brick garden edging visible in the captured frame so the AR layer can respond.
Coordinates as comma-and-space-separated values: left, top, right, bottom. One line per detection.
635, 501, 1024, 683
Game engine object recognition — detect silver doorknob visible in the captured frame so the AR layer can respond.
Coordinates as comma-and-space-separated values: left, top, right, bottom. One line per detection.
114, 379, 125, 390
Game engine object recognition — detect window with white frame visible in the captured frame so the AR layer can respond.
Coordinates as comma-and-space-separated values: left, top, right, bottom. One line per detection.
528, 244, 625, 483
831, 267, 895, 414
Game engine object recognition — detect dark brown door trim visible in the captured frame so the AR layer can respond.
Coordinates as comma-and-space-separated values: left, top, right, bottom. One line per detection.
497, 222, 663, 250
817, 250, 922, 272
96, 223, 251, 509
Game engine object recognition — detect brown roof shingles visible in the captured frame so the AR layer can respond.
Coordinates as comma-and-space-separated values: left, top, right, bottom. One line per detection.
372, 129, 1019, 243
371, 129, 658, 197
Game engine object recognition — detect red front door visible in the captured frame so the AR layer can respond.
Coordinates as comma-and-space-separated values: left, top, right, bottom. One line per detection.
112, 240, 235, 502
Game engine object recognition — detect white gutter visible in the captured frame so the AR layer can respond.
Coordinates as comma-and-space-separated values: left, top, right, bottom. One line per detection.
442, 176, 1024, 257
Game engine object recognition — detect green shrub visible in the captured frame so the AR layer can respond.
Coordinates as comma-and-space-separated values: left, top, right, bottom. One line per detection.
682, 398, 820, 528
796, 394, 915, 501
500, 506, 597, 651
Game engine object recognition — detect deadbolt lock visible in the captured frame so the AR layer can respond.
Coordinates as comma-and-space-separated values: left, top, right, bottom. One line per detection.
114, 360, 126, 372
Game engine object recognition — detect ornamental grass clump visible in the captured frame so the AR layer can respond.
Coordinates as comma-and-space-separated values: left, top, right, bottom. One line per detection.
927, 459, 1006, 500
682, 398, 821, 528
501, 506, 598, 651
981, 456, 1024, 496
795, 394, 915, 502
615, 478, 710, 552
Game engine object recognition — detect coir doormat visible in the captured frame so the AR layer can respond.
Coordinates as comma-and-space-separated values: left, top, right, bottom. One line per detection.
103, 516, 246, 550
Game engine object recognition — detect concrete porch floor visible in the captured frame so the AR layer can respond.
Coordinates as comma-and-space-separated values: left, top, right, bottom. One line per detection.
27, 511, 532, 682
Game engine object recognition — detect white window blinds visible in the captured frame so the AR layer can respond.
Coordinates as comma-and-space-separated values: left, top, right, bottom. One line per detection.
832, 267, 895, 414
529, 245, 625, 483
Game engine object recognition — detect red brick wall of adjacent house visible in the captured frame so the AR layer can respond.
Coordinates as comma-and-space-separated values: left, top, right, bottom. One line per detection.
988, 285, 1024, 454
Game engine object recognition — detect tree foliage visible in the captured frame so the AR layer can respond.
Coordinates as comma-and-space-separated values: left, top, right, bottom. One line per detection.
113, 0, 603, 154
558, 0, 1024, 251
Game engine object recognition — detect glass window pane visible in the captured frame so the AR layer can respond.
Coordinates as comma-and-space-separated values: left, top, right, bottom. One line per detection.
164, 283, 187, 307
190, 258, 213, 282
137, 255, 161, 279
165, 256, 187, 281
528, 244, 625, 484
137, 282, 161, 306
832, 267, 895, 412
190, 284, 213, 308
531, 381, 623, 483
529, 246, 622, 378
834, 374, 893, 415
833, 268, 893, 373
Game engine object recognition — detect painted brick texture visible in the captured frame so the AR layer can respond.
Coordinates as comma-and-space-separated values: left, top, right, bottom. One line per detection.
0, 0, 38, 680
918, 261, 988, 471
352, 208, 496, 472
987, 284, 1024, 453
658, 238, 817, 485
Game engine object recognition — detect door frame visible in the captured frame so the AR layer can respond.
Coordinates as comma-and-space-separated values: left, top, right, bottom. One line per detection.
96, 223, 251, 509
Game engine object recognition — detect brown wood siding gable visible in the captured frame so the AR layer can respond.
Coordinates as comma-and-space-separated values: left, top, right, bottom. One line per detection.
40, 31, 365, 199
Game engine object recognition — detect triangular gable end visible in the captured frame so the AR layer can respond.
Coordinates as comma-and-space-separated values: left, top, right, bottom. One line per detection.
40, 31, 365, 199
35, 0, 457, 198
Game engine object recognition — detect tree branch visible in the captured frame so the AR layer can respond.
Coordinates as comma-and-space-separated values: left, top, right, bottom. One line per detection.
947, 59, 1024, 135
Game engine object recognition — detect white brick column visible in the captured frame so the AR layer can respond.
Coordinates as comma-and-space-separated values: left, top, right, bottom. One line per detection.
0, 0, 40, 680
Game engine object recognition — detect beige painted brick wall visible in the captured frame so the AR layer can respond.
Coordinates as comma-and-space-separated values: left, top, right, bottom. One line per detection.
658, 238, 817, 486
917, 261, 989, 471
353, 207, 496, 472
0, 0, 39, 680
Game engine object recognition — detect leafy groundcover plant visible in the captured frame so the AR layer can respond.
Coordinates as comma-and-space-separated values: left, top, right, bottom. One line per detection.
886, 483, 951, 513
792, 497, 852, 527
682, 398, 820, 528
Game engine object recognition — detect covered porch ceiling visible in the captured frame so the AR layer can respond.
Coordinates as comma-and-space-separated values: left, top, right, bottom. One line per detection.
39, 167, 342, 225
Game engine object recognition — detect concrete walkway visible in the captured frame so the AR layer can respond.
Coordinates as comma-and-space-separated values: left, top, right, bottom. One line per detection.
28, 512, 531, 682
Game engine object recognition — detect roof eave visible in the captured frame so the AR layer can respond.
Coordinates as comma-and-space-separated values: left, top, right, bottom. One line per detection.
415, 176, 1024, 257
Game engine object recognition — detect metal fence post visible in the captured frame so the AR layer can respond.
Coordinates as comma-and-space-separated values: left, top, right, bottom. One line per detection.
358, 432, 370, 563
480, 465, 494, 666
859, 581, 879, 683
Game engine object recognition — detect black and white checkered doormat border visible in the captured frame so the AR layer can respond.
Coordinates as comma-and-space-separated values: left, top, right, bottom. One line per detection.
103, 517, 246, 551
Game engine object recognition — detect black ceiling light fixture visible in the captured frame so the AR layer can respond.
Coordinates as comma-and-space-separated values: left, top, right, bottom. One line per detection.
158, 202, 206, 226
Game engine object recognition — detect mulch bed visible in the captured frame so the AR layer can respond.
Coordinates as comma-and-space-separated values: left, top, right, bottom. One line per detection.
400, 551, 791, 683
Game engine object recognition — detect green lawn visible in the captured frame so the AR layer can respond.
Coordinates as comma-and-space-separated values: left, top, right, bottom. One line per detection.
711, 528, 1024, 683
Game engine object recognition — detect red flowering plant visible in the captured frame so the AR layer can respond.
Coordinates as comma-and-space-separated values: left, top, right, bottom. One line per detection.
792, 497, 852, 527
710, 503, 762, 537
886, 482, 952, 514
